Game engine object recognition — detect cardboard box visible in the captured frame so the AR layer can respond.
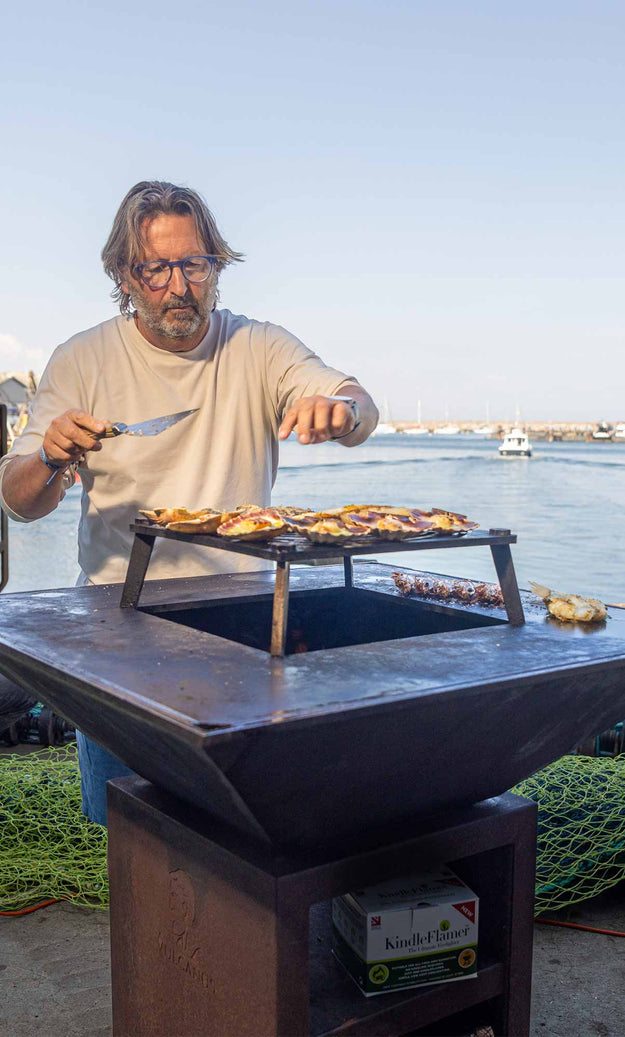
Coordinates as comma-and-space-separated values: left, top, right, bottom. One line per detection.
332, 865, 478, 996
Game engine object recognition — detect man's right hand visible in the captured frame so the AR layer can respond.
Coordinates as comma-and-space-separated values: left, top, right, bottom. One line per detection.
41, 410, 109, 466
2, 410, 111, 521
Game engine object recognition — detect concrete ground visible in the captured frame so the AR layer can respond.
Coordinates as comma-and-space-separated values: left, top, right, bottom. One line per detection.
3, 903, 111, 1037
3, 885, 625, 1037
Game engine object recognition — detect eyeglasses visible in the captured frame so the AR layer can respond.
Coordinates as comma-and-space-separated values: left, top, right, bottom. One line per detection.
133, 255, 218, 289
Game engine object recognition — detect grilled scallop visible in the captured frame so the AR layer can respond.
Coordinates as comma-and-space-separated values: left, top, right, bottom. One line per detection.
139, 507, 199, 525
303, 518, 372, 544
217, 507, 287, 541
139, 507, 224, 531
343, 509, 436, 540
427, 509, 480, 533
165, 513, 225, 533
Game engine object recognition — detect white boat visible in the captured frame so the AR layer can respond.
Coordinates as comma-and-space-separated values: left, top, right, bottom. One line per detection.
498, 428, 532, 457
592, 422, 614, 440
433, 424, 461, 436
614, 424, 625, 440
372, 421, 397, 436
472, 425, 495, 437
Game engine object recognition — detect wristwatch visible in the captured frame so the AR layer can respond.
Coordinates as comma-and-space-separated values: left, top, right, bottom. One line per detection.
326, 396, 361, 440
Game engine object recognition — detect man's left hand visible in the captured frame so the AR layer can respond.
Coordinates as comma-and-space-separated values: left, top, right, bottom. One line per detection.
279, 396, 357, 445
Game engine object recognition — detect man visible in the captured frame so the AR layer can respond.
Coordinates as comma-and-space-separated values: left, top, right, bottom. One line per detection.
0, 180, 378, 822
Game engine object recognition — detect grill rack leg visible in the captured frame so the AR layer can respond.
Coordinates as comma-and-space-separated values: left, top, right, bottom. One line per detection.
270, 561, 290, 656
343, 555, 353, 588
120, 533, 155, 609
490, 542, 525, 626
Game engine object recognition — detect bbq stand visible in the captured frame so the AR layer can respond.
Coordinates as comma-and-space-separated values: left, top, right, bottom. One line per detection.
109, 521, 531, 1035
9, 535, 625, 1034
121, 522, 525, 655
108, 778, 535, 1037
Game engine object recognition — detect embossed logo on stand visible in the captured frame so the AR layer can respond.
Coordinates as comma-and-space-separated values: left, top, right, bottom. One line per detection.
158, 869, 211, 990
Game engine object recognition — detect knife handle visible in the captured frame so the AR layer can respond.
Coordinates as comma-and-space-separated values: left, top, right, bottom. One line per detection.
83, 425, 120, 440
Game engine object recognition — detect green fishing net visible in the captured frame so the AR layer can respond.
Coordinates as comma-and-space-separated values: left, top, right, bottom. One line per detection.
2, 745, 625, 916
0, 744, 108, 911
512, 754, 625, 915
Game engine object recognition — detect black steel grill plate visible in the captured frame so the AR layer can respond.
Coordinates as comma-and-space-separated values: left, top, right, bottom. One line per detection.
129, 520, 515, 562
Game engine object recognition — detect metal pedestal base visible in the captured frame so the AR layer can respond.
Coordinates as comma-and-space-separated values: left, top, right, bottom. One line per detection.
107, 778, 536, 1037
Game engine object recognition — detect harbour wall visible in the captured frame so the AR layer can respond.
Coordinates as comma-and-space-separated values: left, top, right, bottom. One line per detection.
388, 422, 624, 441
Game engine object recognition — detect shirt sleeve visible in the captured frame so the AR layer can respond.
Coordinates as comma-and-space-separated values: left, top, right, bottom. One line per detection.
0, 346, 80, 520
264, 323, 360, 420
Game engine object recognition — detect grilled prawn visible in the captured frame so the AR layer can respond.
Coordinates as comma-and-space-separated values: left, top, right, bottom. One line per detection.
529, 582, 607, 623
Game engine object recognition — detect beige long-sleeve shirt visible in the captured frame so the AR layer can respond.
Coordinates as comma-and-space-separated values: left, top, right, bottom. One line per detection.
0, 310, 358, 583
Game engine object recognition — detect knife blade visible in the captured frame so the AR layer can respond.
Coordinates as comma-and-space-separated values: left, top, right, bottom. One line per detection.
44, 408, 200, 486
92, 408, 199, 439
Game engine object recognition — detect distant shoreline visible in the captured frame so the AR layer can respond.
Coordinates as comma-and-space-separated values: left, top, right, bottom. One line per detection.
378, 421, 625, 442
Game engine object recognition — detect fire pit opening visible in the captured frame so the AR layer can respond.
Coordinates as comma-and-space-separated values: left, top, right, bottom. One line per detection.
140, 587, 505, 655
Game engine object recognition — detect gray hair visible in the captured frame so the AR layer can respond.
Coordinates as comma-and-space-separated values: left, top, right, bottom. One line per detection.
101, 181, 243, 316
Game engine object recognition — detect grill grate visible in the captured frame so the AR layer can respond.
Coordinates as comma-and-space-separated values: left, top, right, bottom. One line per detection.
121, 521, 525, 655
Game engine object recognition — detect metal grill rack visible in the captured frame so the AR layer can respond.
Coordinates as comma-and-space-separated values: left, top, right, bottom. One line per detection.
122, 521, 524, 656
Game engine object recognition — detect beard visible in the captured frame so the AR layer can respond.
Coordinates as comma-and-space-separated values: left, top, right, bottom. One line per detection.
129, 283, 216, 341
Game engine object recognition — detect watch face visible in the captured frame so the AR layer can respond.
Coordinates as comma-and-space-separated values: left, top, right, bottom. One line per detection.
328, 395, 356, 406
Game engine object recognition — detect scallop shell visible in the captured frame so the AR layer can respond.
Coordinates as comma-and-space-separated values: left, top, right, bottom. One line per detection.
376, 527, 438, 541
217, 508, 288, 541
139, 507, 223, 531
428, 509, 479, 532
302, 519, 373, 544
166, 514, 225, 533
218, 524, 286, 541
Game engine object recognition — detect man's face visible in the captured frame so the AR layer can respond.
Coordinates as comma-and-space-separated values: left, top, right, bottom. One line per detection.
123, 213, 217, 345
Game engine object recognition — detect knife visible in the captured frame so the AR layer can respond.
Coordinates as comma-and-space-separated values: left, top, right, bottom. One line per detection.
44, 408, 199, 485
89, 407, 199, 439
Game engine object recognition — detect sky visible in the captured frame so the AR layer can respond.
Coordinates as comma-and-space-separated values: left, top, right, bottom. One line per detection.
2, 0, 624, 422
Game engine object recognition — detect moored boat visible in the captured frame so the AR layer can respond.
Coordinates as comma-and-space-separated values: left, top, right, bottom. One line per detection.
371, 421, 397, 436
433, 424, 460, 436
592, 422, 614, 441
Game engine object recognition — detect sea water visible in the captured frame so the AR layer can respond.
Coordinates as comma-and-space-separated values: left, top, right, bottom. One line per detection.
5, 436, 625, 602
